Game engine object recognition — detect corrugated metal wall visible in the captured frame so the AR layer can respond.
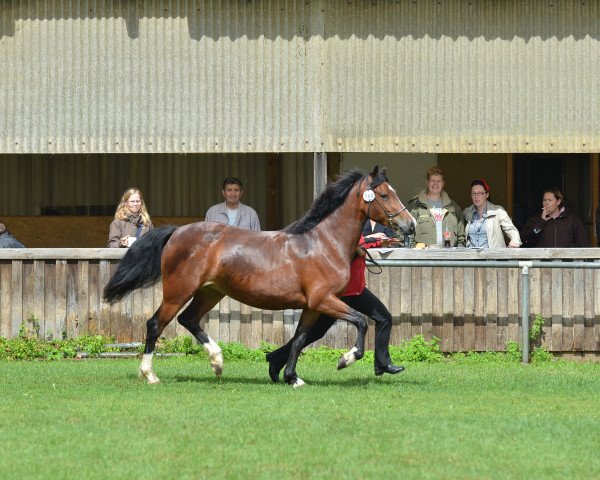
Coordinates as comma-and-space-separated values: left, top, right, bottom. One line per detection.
324, 0, 600, 152
1, 0, 599, 153
0, 153, 314, 225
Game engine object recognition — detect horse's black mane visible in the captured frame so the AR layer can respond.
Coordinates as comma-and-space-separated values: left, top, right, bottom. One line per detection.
283, 168, 388, 235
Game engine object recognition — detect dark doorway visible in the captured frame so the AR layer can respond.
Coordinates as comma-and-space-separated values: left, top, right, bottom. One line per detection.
513, 154, 592, 239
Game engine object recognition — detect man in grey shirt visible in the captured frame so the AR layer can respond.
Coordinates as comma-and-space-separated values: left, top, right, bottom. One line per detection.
204, 177, 261, 231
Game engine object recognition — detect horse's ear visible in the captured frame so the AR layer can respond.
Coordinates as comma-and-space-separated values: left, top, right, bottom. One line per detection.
370, 165, 379, 177
380, 165, 388, 178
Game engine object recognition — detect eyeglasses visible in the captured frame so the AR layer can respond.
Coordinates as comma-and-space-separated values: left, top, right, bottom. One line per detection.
471, 192, 487, 197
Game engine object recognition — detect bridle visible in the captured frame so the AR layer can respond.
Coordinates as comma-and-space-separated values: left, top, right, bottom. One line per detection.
359, 175, 409, 274
372, 194, 408, 225
363, 178, 408, 229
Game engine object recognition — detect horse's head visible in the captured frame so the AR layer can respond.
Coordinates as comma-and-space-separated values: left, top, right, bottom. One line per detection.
362, 165, 416, 236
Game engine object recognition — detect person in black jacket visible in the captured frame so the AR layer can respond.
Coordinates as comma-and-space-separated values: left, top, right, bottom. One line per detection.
0, 222, 25, 248
521, 188, 586, 248
362, 219, 400, 247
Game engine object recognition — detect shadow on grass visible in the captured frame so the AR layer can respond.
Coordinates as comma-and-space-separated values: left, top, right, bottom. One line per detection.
304, 376, 426, 387
171, 375, 272, 385
167, 374, 427, 387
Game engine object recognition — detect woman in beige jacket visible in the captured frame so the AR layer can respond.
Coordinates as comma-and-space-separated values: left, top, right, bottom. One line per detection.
108, 187, 154, 248
463, 179, 521, 248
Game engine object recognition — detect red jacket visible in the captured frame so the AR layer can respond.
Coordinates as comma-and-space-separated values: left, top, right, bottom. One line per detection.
342, 235, 381, 296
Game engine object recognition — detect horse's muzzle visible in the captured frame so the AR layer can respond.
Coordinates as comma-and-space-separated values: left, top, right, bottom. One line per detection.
392, 215, 416, 236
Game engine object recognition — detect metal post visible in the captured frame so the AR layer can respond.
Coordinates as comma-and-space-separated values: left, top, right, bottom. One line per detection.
313, 152, 327, 198
519, 261, 532, 364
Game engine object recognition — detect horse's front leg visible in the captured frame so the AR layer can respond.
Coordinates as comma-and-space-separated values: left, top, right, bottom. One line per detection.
335, 310, 367, 370
313, 295, 367, 370
283, 310, 319, 388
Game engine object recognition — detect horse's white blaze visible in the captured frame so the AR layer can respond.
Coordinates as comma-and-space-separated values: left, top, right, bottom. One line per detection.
342, 347, 359, 367
409, 212, 417, 229
139, 353, 160, 384
203, 338, 223, 377
292, 377, 306, 388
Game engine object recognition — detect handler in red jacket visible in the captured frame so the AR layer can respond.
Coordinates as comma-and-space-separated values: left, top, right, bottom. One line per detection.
266, 235, 405, 382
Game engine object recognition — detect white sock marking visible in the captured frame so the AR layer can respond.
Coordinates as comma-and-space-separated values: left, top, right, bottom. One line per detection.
342, 347, 358, 367
139, 353, 160, 384
292, 377, 306, 388
203, 338, 223, 377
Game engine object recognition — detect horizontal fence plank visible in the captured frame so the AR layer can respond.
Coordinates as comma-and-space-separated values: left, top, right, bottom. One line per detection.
0, 249, 599, 353
2, 247, 600, 261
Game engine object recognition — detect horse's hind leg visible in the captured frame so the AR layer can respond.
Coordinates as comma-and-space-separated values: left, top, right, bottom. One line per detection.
140, 301, 185, 384
177, 287, 225, 378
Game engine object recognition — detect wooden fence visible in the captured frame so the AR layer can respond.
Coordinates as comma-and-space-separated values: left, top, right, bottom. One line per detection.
1, 248, 599, 354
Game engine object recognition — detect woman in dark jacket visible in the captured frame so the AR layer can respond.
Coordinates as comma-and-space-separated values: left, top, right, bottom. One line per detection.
521, 188, 586, 248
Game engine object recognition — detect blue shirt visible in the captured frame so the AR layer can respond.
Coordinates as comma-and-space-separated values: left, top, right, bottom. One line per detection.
227, 208, 237, 226
468, 209, 489, 248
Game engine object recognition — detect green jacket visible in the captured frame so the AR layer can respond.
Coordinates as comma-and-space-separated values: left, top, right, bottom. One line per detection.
405, 190, 466, 247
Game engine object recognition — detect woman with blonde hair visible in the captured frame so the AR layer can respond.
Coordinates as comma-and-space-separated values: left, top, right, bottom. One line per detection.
108, 187, 154, 248
406, 166, 465, 247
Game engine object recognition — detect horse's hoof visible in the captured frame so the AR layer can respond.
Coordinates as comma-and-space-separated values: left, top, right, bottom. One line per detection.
140, 368, 160, 384
283, 373, 298, 386
291, 377, 306, 388
210, 352, 224, 378
337, 347, 358, 370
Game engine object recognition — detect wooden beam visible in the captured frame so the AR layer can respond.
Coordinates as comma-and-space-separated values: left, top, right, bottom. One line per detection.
506, 153, 514, 217
326, 152, 342, 182
313, 152, 327, 198
592, 153, 599, 247
1, 247, 600, 261
265, 154, 282, 230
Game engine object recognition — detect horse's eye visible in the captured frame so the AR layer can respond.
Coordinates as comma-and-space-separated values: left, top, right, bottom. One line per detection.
380, 193, 388, 199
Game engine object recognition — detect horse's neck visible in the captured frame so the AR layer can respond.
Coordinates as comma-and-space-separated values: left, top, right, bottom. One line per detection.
315, 192, 365, 259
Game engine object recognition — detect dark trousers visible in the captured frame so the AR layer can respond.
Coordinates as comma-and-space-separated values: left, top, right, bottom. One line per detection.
269, 287, 393, 369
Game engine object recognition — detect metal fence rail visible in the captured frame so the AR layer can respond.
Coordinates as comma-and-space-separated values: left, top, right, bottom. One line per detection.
368, 258, 600, 363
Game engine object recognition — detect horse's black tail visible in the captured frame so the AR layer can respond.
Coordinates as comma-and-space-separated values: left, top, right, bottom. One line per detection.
103, 225, 178, 304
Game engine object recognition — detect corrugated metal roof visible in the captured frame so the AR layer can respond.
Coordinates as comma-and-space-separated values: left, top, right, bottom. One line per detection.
1, 0, 599, 153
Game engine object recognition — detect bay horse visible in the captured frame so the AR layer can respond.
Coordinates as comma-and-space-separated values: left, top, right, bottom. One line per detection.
103, 166, 415, 387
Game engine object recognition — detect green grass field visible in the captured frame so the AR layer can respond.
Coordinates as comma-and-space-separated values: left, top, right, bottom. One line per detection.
1, 357, 599, 480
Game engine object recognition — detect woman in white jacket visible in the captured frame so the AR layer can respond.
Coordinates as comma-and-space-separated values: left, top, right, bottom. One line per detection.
463, 179, 521, 248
